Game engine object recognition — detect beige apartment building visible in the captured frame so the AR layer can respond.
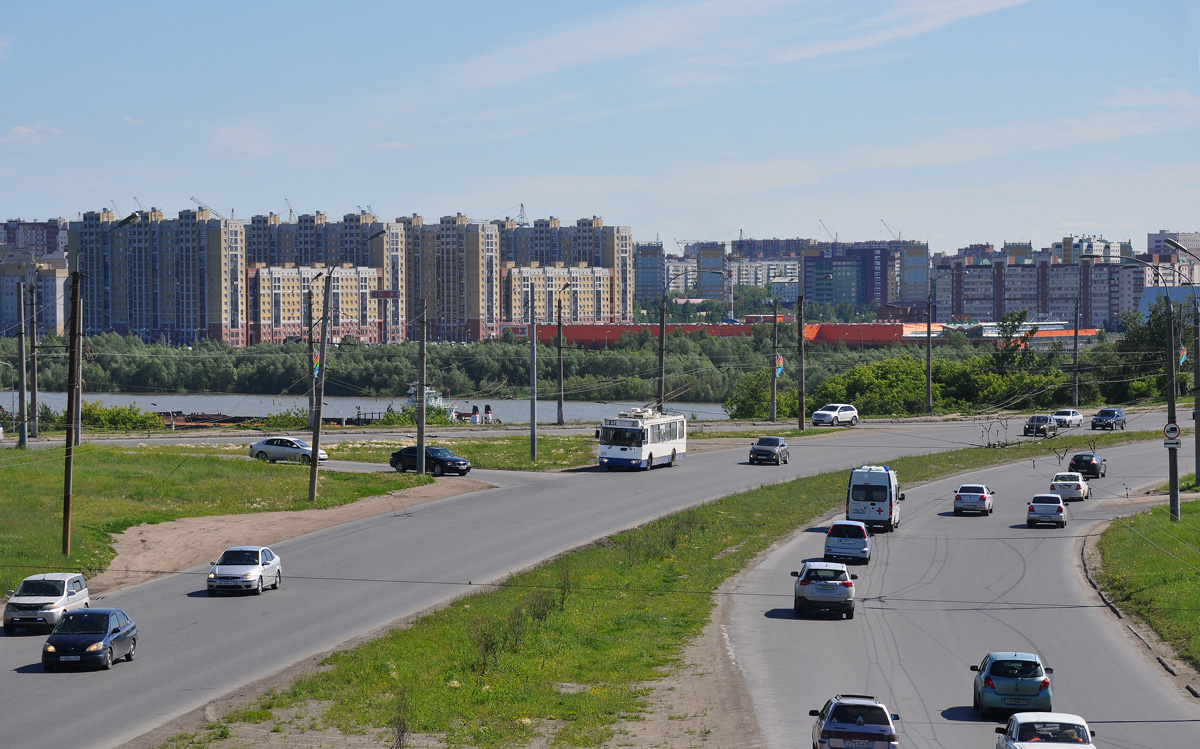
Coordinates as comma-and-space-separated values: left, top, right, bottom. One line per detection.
400, 214, 501, 342
246, 264, 385, 345
502, 264, 616, 324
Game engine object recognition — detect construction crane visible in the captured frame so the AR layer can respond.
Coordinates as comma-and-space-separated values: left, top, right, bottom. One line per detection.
819, 219, 838, 244
110, 199, 123, 218
190, 196, 226, 220
285, 198, 295, 222
517, 203, 530, 227
132, 197, 146, 212
881, 219, 901, 242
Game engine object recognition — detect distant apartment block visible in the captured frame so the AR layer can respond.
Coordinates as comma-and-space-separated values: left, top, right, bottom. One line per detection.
634, 241, 665, 302
1052, 235, 1132, 265
246, 264, 385, 346
399, 214, 500, 342
2, 218, 69, 260
1148, 229, 1200, 256
0, 246, 69, 338
503, 264, 615, 324
694, 242, 727, 300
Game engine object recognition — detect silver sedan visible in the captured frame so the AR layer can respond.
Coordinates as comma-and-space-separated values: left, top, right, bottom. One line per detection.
248, 437, 327, 464
207, 546, 282, 595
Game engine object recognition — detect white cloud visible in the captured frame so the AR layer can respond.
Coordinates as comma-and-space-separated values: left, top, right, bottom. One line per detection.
122, 115, 147, 125
208, 120, 273, 160
1, 122, 64, 146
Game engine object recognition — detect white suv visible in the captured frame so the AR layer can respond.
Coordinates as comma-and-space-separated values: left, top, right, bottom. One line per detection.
813, 403, 859, 427
5, 573, 90, 634
791, 561, 858, 619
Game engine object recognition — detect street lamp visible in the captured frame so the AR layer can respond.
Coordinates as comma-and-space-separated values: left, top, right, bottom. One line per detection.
1163, 238, 1200, 490
1088, 252, 1182, 522
927, 270, 956, 414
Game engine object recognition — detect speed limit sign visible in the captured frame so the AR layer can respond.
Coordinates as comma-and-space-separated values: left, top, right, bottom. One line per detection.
1165, 422, 1181, 439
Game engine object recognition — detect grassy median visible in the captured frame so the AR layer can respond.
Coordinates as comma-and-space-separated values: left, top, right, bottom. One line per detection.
155, 428, 1162, 748
0, 445, 430, 594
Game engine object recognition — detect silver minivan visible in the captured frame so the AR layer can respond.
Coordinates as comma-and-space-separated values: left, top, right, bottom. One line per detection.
4, 573, 90, 635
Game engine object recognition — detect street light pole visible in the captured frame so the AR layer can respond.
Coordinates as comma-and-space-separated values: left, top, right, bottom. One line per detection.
557, 283, 569, 426
798, 293, 806, 431
1072, 296, 1080, 408
1164, 237, 1200, 488
770, 298, 779, 422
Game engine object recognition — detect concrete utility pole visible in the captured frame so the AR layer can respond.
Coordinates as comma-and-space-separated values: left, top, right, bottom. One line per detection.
28, 283, 40, 437
798, 293, 806, 431
1072, 297, 1080, 408
529, 286, 538, 462
557, 294, 565, 426
62, 272, 82, 555
1163, 237, 1200, 489
770, 298, 779, 422
308, 272, 334, 503
17, 281, 28, 447
307, 285, 316, 427
417, 300, 426, 476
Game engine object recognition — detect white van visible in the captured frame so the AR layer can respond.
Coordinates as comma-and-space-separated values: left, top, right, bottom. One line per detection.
846, 465, 905, 532
4, 573, 90, 634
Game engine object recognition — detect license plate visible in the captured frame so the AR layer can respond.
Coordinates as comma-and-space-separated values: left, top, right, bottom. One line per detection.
840, 540, 855, 545
845, 741, 872, 748
1004, 698, 1028, 705
1041, 515, 1054, 521
60, 655, 81, 662
817, 584, 835, 591
220, 580, 241, 586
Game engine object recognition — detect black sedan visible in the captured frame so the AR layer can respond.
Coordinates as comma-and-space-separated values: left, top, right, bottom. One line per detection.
1069, 452, 1107, 478
390, 446, 471, 476
42, 608, 136, 671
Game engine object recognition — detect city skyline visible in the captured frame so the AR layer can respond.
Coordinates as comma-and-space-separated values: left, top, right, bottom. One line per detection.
3, 1, 1198, 254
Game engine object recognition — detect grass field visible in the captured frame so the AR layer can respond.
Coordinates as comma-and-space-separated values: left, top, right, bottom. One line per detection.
156, 428, 1163, 748
0, 445, 429, 594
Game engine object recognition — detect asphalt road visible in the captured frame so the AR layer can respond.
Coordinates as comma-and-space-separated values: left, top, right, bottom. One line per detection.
0, 417, 1188, 747
727, 437, 1200, 747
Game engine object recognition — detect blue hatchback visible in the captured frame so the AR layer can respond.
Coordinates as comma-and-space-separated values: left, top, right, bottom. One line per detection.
42, 608, 137, 671
971, 651, 1053, 718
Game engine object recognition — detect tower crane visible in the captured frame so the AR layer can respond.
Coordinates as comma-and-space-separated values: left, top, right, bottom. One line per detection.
285, 198, 295, 222
190, 196, 226, 220
110, 199, 123, 218
819, 219, 838, 244
132, 197, 146, 212
517, 203, 530, 227
881, 219, 901, 242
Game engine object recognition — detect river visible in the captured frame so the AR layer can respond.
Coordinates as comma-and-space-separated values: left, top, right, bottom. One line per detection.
13, 392, 730, 424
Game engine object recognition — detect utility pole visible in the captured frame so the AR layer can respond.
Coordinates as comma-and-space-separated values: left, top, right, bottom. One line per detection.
770, 298, 779, 422
16, 281, 28, 447
28, 282, 39, 437
62, 272, 82, 555
1166, 295, 1180, 522
417, 300, 426, 476
798, 293, 806, 431
926, 298, 934, 414
1072, 297, 1080, 408
557, 295, 565, 426
307, 273, 333, 503
307, 285, 316, 427
529, 286, 538, 462
658, 292, 667, 410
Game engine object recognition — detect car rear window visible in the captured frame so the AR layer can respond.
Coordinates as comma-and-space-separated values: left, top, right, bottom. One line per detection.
830, 704, 889, 725
989, 659, 1043, 678
1072, 454, 1094, 462
805, 568, 849, 582
958, 485, 986, 494
1052, 474, 1077, 482
829, 524, 866, 539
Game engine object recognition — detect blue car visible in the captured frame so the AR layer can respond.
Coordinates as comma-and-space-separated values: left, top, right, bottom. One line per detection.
971, 651, 1053, 719
42, 608, 137, 671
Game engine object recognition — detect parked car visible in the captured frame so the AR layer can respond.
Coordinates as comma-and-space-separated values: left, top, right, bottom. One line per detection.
791, 561, 858, 619
42, 608, 136, 671
749, 436, 789, 465
954, 483, 995, 516
1049, 472, 1088, 501
823, 520, 872, 564
207, 546, 282, 595
390, 445, 472, 476
1068, 452, 1106, 478
971, 651, 1054, 719
4, 573, 90, 635
812, 403, 859, 427
248, 437, 327, 464
1091, 407, 1126, 430
1027, 494, 1067, 528
1051, 409, 1084, 428
809, 694, 900, 749
995, 712, 1094, 746
1023, 415, 1058, 438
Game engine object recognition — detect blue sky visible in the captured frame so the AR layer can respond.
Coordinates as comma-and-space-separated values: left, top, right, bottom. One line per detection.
2, 0, 1197, 254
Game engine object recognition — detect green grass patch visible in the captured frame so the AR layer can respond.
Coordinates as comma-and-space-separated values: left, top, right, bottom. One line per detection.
327, 435, 596, 471
227, 428, 1161, 747
1095, 500, 1200, 672
0, 445, 430, 594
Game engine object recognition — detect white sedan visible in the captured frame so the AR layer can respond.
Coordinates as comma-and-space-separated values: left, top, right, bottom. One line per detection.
1052, 409, 1084, 428
207, 545, 282, 595
996, 711, 1094, 747
248, 437, 327, 464
954, 483, 995, 515
1049, 472, 1089, 501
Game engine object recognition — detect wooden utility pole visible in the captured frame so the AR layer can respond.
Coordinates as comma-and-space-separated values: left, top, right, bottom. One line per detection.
770, 298, 779, 422
307, 273, 333, 503
29, 282, 39, 437
417, 300, 426, 475
557, 296, 565, 426
17, 281, 28, 447
62, 272, 82, 555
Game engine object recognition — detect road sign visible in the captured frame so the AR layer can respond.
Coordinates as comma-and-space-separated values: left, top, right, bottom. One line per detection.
1164, 438, 1182, 449
1165, 422, 1181, 439
369, 289, 401, 299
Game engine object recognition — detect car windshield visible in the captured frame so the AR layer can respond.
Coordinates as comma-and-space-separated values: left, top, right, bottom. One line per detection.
829, 704, 889, 725
1053, 474, 1078, 482
991, 659, 1043, 678
804, 567, 849, 582
958, 485, 986, 494
1017, 721, 1090, 743
1096, 409, 1117, 417
292, 440, 311, 449
756, 437, 782, 446
817, 405, 838, 413
829, 525, 865, 539
217, 549, 260, 566
1054, 410, 1072, 416
428, 447, 454, 458
14, 579, 65, 597
1029, 416, 1048, 423
601, 427, 641, 447
54, 612, 109, 635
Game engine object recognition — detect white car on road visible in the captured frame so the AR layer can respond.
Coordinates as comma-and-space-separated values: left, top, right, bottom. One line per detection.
996, 712, 1094, 747
207, 546, 283, 595
1049, 472, 1088, 501
791, 561, 858, 619
812, 403, 859, 427
1027, 494, 1066, 528
1051, 409, 1084, 428
954, 483, 995, 515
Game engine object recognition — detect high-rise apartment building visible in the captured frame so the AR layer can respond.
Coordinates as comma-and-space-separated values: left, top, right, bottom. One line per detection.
2, 218, 69, 261
634, 241, 665, 303
694, 242, 726, 300
0, 246, 69, 338
246, 264, 385, 346
503, 264, 615, 324
1148, 230, 1200, 255
400, 214, 500, 341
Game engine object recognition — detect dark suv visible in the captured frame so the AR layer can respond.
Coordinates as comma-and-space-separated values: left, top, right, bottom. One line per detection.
390, 446, 471, 476
1069, 452, 1106, 478
810, 694, 900, 749
1091, 407, 1126, 430
1023, 415, 1058, 437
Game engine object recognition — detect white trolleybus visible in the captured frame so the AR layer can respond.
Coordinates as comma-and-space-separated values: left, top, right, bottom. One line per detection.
597, 407, 686, 470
